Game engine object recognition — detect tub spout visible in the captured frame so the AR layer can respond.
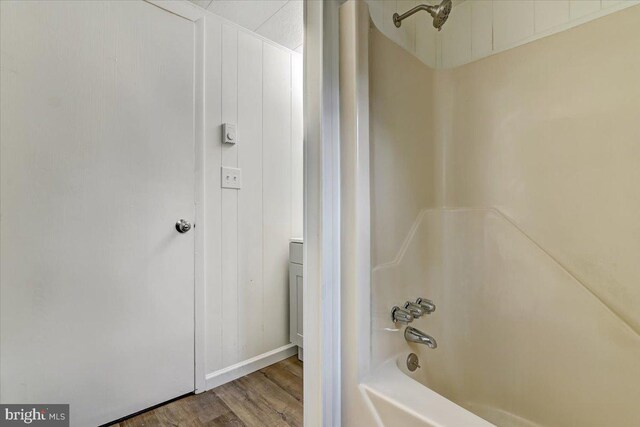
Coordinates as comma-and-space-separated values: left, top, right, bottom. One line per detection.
405, 326, 437, 349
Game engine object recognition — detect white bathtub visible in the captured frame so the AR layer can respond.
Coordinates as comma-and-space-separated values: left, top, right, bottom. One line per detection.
361, 355, 494, 427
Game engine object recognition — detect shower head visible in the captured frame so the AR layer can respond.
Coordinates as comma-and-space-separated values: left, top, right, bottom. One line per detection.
393, 0, 452, 31
431, 0, 452, 30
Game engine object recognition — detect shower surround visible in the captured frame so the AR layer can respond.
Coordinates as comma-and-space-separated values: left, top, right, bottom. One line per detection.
340, 1, 640, 426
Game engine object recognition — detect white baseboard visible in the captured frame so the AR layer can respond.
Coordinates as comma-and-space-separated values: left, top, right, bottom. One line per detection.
205, 343, 298, 390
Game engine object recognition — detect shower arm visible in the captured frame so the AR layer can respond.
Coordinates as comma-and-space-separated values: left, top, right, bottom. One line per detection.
393, 4, 437, 28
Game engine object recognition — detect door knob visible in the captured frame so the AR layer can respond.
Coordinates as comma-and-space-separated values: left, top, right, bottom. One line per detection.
175, 219, 192, 233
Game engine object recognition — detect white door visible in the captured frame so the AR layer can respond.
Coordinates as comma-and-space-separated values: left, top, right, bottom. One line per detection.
0, 1, 195, 425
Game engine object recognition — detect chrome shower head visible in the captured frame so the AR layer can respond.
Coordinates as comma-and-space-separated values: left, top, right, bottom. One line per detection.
429, 0, 453, 31
393, 0, 452, 31
431, 0, 452, 30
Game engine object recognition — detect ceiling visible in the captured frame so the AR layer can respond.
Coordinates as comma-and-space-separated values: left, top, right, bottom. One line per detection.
188, 0, 303, 52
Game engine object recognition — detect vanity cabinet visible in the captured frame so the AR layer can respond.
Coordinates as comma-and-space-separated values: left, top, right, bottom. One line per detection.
289, 240, 303, 360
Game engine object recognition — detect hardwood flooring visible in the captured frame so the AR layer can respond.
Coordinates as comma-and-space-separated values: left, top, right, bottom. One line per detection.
114, 356, 303, 427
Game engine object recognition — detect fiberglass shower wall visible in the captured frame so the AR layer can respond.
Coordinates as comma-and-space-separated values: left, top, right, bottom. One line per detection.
369, 0, 640, 366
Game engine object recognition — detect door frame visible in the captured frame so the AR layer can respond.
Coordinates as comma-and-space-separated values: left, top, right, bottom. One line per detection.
145, 1, 343, 424
303, 1, 343, 425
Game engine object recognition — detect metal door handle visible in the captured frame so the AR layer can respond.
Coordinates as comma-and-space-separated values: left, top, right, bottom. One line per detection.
175, 219, 192, 233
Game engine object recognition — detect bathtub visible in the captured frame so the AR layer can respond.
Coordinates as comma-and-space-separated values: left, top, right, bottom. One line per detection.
361, 354, 493, 427
367, 209, 640, 427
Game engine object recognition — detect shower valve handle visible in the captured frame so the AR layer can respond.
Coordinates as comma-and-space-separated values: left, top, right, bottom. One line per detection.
416, 298, 436, 314
404, 302, 425, 318
391, 306, 414, 325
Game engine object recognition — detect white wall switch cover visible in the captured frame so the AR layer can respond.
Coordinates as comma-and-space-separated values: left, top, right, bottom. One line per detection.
222, 123, 237, 144
221, 166, 242, 189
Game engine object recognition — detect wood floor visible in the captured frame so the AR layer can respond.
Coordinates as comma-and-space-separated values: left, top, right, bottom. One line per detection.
114, 356, 303, 427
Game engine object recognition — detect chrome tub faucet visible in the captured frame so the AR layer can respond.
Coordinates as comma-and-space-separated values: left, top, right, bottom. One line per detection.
405, 326, 437, 349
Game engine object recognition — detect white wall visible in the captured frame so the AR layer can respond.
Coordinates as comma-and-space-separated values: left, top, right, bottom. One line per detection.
201, 11, 303, 383
365, 0, 640, 68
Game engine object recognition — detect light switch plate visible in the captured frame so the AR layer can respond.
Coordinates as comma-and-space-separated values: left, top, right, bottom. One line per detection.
222, 123, 237, 144
221, 166, 241, 189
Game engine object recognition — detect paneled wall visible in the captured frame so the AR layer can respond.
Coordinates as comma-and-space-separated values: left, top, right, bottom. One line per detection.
437, 0, 640, 67
365, 0, 640, 68
202, 12, 303, 380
